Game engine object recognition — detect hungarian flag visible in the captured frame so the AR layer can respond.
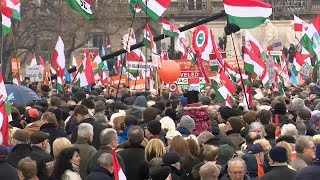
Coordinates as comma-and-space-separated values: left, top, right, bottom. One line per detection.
176, 31, 190, 60
93, 51, 104, 74
162, 19, 179, 37
30, 54, 37, 66
4, 0, 20, 21
294, 15, 308, 40
188, 78, 200, 92
242, 84, 253, 108
312, 61, 320, 83
142, 24, 154, 51
293, 52, 311, 75
1, 2, 12, 36
274, 72, 285, 95
51, 36, 66, 93
160, 51, 169, 61
223, 0, 272, 29
245, 30, 263, 57
113, 150, 127, 180
66, 0, 93, 19
212, 69, 237, 103
126, 30, 145, 62
0, 71, 11, 146
80, 52, 95, 87
243, 47, 266, 76
226, 95, 233, 108
137, 0, 171, 21
300, 17, 320, 60
260, 69, 269, 86
12, 73, 20, 85
39, 56, 46, 70
129, 0, 142, 13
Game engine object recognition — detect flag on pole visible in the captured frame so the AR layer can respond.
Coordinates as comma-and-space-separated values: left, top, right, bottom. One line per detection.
4, 0, 20, 21
51, 36, 66, 93
260, 69, 269, 86
243, 46, 266, 76
162, 19, 180, 37
65, 0, 93, 19
0, 71, 11, 146
294, 15, 308, 40
245, 30, 264, 57
71, 56, 78, 67
126, 30, 145, 62
113, 150, 127, 180
30, 54, 37, 66
300, 20, 320, 60
93, 51, 104, 74
80, 52, 95, 87
293, 52, 311, 75
137, 0, 171, 21
142, 24, 154, 51
129, 0, 142, 13
223, 0, 272, 29
188, 78, 200, 92
1, 2, 12, 36
212, 69, 237, 103
39, 56, 46, 70
226, 95, 233, 108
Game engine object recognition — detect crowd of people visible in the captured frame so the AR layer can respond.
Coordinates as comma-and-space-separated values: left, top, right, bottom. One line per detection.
1, 82, 320, 180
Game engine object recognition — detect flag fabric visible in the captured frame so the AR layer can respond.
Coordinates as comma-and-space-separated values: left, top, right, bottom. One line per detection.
243, 47, 266, 76
1, 3, 12, 36
201, 30, 213, 61
176, 31, 190, 59
188, 78, 200, 92
142, 24, 154, 50
212, 69, 237, 103
243, 84, 253, 108
116, 55, 122, 75
300, 23, 320, 60
137, 0, 171, 21
226, 95, 233, 108
93, 51, 104, 74
64, 69, 72, 83
293, 52, 311, 75
72, 56, 77, 67
260, 69, 269, 86
12, 73, 20, 85
127, 30, 145, 62
65, 0, 93, 19
129, 0, 142, 13
0, 71, 11, 146
51, 36, 66, 93
294, 15, 308, 40
245, 30, 264, 57
113, 150, 127, 180
39, 56, 46, 70
290, 69, 298, 85
30, 54, 37, 66
313, 61, 320, 83
223, 0, 272, 29
160, 51, 169, 61
162, 19, 180, 37
4, 0, 20, 21
80, 52, 95, 87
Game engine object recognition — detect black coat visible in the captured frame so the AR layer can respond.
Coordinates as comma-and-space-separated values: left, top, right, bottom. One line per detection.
85, 166, 113, 180
71, 117, 106, 149
7, 144, 32, 168
118, 144, 148, 180
296, 160, 320, 180
40, 123, 66, 150
0, 161, 18, 180
261, 166, 296, 180
29, 146, 53, 180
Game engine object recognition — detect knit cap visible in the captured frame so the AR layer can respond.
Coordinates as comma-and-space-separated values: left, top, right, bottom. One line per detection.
180, 115, 195, 131
227, 117, 244, 133
269, 146, 288, 163
162, 152, 180, 165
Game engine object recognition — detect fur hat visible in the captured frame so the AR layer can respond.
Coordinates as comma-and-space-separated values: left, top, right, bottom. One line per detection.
160, 116, 176, 132
227, 117, 244, 133
218, 106, 233, 121
243, 111, 257, 125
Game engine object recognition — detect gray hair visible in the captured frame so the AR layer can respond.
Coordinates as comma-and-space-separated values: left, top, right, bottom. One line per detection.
148, 157, 163, 169
128, 126, 144, 145
249, 122, 266, 137
200, 162, 221, 180
296, 136, 313, 153
100, 128, 117, 145
281, 124, 298, 138
227, 158, 247, 172
78, 123, 93, 138
296, 121, 307, 136
97, 153, 113, 167
292, 98, 305, 110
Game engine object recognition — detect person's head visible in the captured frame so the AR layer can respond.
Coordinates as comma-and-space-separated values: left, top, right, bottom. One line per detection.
169, 135, 190, 158
247, 144, 264, 164
113, 116, 125, 132
143, 107, 158, 122
25, 108, 41, 123
311, 110, 320, 127
100, 128, 118, 148
128, 126, 144, 145
216, 145, 234, 165
217, 106, 233, 123
52, 147, 80, 179
274, 102, 287, 115
74, 105, 89, 123
160, 116, 176, 133
30, 131, 51, 154
199, 162, 221, 180
276, 141, 292, 163
291, 98, 305, 110
179, 115, 195, 133
145, 139, 166, 162
257, 110, 272, 125
12, 129, 30, 146
41, 112, 58, 128
268, 146, 288, 165
202, 145, 218, 162
78, 123, 94, 143
225, 117, 244, 133
18, 157, 37, 180
245, 132, 261, 148
227, 158, 247, 180
149, 166, 171, 180
52, 137, 72, 158
297, 109, 311, 121
97, 153, 114, 174
145, 120, 162, 139
197, 131, 215, 147
94, 100, 106, 114
249, 122, 266, 138
165, 130, 182, 145
281, 124, 298, 138
296, 121, 307, 135
124, 115, 138, 127
162, 151, 181, 170
187, 138, 200, 158
243, 111, 256, 125
296, 135, 316, 159
254, 139, 271, 154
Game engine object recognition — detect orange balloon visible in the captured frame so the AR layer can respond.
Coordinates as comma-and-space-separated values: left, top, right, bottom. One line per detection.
159, 60, 181, 83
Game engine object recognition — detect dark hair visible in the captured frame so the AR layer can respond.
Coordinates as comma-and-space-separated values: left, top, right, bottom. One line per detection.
81, 98, 95, 109
128, 126, 144, 145
258, 110, 272, 125
49, 147, 80, 180
74, 105, 89, 116
125, 115, 138, 127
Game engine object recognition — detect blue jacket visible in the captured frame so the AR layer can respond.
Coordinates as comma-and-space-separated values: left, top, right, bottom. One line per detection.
118, 126, 132, 145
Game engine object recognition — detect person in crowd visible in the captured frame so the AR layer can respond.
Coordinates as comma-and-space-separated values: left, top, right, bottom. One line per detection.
93, 100, 109, 125
176, 115, 195, 137
296, 143, 320, 180
199, 162, 221, 180
149, 166, 171, 180
144, 120, 163, 140
18, 157, 39, 180
29, 131, 53, 180
86, 153, 114, 180
0, 145, 18, 180
162, 151, 182, 180
291, 135, 316, 171
7, 129, 32, 168
145, 139, 166, 162
118, 115, 138, 144
224, 117, 245, 150
220, 158, 250, 180
72, 123, 97, 179
24, 108, 44, 134
261, 146, 296, 180
49, 147, 81, 180
247, 144, 265, 178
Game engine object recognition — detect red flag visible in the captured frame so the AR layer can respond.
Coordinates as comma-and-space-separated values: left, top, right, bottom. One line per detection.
112, 150, 126, 180
313, 15, 320, 34
0, 71, 9, 146
39, 56, 46, 70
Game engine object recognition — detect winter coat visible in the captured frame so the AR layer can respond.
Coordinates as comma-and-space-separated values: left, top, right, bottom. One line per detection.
183, 104, 211, 136
118, 126, 131, 145
40, 123, 66, 150
61, 169, 81, 180
29, 145, 53, 180
71, 116, 107, 150
24, 120, 46, 135
261, 166, 296, 180
219, 174, 251, 180
0, 161, 18, 180
291, 153, 313, 172
226, 131, 245, 150
295, 160, 320, 180
176, 126, 191, 138
278, 114, 295, 126
303, 120, 319, 136
72, 137, 97, 179
7, 143, 32, 168
85, 166, 114, 180
118, 144, 148, 180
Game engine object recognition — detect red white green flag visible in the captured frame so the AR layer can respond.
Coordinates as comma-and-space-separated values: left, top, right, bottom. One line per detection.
1, 4, 12, 36
243, 46, 266, 76
223, 0, 272, 29
142, 24, 154, 51
4, 0, 20, 21
51, 36, 66, 93
137, 0, 171, 21
0, 71, 11, 146
245, 30, 263, 57
66, 0, 93, 19
162, 19, 180, 37
80, 52, 95, 87
293, 52, 311, 75
212, 69, 237, 103
30, 54, 37, 66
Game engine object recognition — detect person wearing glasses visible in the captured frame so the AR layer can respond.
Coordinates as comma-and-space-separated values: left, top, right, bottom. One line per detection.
220, 158, 250, 180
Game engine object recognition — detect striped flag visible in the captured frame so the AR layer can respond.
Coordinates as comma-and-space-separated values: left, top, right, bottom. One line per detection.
0, 70, 11, 146
66, 0, 93, 19
1, 2, 12, 36
79, 52, 95, 87
137, 0, 171, 21
142, 24, 154, 51
162, 19, 180, 37
30, 54, 37, 66
212, 69, 237, 103
292, 52, 311, 75
51, 36, 66, 93
4, 0, 20, 21
243, 46, 266, 76
245, 30, 263, 57
113, 150, 127, 180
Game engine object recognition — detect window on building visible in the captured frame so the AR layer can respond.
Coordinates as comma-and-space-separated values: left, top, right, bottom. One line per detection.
89, 33, 105, 48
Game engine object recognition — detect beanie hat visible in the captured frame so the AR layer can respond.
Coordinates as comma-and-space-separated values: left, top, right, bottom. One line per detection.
143, 107, 158, 122
129, 106, 143, 120
13, 129, 30, 143
160, 116, 176, 132
30, 131, 50, 144
200, 96, 212, 105
149, 167, 171, 180
217, 145, 234, 165
218, 106, 233, 121
94, 100, 106, 113
124, 96, 135, 106
28, 108, 39, 118
147, 120, 162, 135
165, 130, 182, 140
180, 115, 195, 131
0, 145, 8, 162
165, 108, 177, 121
227, 117, 244, 133
197, 131, 215, 145
133, 95, 148, 108
186, 90, 199, 104
269, 146, 288, 163
247, 144, 263, 154
179, 96, 188, 107
162, 152, 181, 165
274, 103, 287, 115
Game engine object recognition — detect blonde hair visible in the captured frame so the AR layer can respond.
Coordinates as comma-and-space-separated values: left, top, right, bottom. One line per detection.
276, 141, 292, 164
254, 139, 272, 152
113, 116, 125, 132
202, 145, 218, 162
52, 137, 71, 158
169, 136, 190, 158
145, 139, 166, 162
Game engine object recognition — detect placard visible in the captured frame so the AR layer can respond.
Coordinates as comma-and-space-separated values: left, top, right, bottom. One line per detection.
26, 65, 43, 82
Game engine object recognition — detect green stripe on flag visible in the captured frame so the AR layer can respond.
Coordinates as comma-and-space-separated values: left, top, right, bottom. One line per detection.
12, 10, 21, 21
142, 38, 151, 49
244, 62, 254, 74
65, 0, 93, 19
163, 30, 179, 38
2, 25, 11, 36
226, 15, 267, 29
136, 0, 160, 21
211, 81, 225, 103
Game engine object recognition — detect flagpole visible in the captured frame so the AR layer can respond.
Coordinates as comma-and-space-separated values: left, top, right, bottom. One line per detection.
230, 34, 250, 109
144, 0, 148, 92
